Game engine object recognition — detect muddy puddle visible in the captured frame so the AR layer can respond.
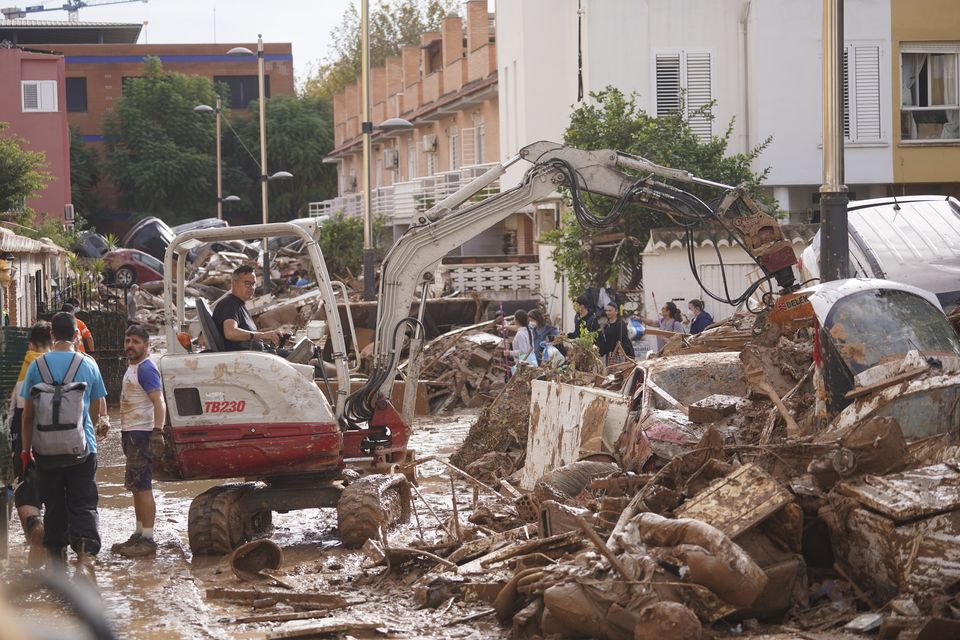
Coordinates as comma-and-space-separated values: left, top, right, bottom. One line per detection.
2, 411, 507, 639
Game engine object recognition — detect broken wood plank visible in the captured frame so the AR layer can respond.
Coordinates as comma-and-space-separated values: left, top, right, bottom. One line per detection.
234, 609, 333, 624
205, 588, 347, 609
265, 620, 383, 639
844, 367, 927, 400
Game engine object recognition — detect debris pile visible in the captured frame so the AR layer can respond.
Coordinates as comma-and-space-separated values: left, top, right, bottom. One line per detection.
416, 330, 508, 412
378, 316, 960, 640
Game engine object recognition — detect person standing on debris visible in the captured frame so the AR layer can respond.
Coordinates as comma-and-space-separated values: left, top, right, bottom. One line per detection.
126, 284, 140, 325
528, 309, 559, 363
61, 300, 95, 354
507, 309, 537, 364
688, 299, 714, 335
8, 321, 51, 566
112, 325, 165, 558
213, 265, 283, 352
19, 311, 107, 573
643, 301, 687, 351
568, 294, 600, 339
598, 303, 635, 362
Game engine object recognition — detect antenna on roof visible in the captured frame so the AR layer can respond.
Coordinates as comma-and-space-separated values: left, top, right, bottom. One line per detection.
891, 185, 901, 212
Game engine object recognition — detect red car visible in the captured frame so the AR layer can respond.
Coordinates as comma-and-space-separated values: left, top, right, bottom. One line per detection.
103, 249, 164, 286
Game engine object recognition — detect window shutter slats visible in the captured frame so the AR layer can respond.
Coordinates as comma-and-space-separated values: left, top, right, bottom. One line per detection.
685, 52, 713, 139
843, 48, 852, 139
461, 127, 476, 167
855, 45, 882, 141
655, 54, 681, 117
22, 82, 39, 110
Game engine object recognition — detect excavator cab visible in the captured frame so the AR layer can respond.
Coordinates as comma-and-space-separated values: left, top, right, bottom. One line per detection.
155, 219, 411, 555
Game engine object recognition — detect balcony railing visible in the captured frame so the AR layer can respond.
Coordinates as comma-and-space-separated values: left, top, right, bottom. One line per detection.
308, 162, 501, 224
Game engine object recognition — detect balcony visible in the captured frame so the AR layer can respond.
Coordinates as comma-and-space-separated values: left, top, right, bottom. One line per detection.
422, 71, 443, 104
309, 162, 501, 225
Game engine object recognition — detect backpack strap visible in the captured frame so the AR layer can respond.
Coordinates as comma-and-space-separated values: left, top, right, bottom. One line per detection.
35, 354, 55, 385
63, 353, 85, 385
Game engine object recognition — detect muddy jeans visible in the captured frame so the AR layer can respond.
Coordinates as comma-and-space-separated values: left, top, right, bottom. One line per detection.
39, 454, 100, 555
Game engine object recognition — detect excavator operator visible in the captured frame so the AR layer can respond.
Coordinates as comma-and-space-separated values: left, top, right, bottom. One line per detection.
213, 265, 288, 356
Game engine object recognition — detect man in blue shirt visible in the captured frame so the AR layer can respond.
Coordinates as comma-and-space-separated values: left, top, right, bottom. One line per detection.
688, 299, 714, 335
20, 311, 107, 572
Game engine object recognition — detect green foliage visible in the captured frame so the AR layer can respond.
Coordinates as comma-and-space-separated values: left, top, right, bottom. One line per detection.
546, 87, 776, 297
69, 126, 101, 216
222, 94, 337, 222
317, 213, 386, 279
102, 57, 218, 224
303, 0, 459, 100
0, 121, 49, 214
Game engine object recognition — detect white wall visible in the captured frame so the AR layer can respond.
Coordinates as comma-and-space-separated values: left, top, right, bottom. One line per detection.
747, 0, 893, 189
497, 0, 750, 189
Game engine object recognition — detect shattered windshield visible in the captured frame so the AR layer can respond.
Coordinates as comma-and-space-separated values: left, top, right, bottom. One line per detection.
824, 289, 960, 374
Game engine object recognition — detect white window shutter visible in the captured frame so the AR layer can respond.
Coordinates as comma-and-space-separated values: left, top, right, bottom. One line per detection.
22, 82, 39, 111
461, 127, 475, 167
854, 45, 881, 141
685, 52, 713, 139
843, 47, 852, 140
655, 54, 681, 116
39, 81, 57, 111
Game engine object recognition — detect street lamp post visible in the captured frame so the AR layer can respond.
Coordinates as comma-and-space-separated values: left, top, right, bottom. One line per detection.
194, 101, 242, 218
229, 35, 272, 293
360, 0, 375, 300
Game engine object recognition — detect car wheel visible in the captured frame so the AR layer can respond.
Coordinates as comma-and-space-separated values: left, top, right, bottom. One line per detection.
116, 266, 136, 287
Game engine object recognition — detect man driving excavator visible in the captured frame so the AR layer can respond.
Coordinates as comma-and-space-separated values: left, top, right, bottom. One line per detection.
212, 265, 286, 354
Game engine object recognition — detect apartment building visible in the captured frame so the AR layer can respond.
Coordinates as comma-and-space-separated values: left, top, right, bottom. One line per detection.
315, 1, 546, 299
0, 45, 72, 220
496, 0, 960, 322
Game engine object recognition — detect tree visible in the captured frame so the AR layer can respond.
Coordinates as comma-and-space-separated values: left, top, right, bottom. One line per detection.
316, 213, 386, 279
69, 126, 101, 218
545, 87, 776, 297
303, 0, 459, 100
222, 94, 337, 223
0, 122, 49, 216
102, 57, 218, 224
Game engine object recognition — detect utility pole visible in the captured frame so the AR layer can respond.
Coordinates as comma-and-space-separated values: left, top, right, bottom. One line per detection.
360, 0, 376, 301
819, 0, 849, 281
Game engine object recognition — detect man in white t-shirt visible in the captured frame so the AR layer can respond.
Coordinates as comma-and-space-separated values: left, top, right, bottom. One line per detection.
111, 325, 166, 558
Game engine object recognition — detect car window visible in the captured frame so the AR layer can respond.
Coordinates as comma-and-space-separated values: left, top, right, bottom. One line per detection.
825, 289, 960, 374
139, 252, 164, 272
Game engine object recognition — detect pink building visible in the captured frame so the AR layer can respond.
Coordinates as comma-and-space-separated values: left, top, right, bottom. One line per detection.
0, 46, 72, 220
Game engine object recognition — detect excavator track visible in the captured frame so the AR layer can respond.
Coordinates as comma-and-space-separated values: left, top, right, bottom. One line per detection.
188, 483, 273, 555
336, 474, 411, 548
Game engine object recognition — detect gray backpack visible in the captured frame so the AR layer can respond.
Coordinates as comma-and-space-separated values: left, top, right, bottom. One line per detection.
30, 353, 89, 458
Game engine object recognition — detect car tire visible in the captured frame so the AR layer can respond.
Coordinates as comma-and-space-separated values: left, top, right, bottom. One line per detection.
115, 266, 136, 287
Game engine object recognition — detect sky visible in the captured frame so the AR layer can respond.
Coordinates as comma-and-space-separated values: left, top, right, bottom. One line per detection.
62, 0, 357, 85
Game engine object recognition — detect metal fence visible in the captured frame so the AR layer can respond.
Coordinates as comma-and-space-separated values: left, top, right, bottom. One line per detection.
42, 275, 127, 317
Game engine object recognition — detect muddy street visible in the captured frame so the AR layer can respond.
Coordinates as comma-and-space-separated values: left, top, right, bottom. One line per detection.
4, 411, 509, 639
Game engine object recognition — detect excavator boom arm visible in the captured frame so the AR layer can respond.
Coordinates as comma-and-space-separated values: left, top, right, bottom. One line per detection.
345, 141, 797, 422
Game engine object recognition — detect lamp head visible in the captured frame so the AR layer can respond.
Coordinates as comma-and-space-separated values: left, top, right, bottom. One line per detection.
269, 171, 294, 181
193, 104, 215, 114
376, 117, 414, 132
227, 46, 255, 57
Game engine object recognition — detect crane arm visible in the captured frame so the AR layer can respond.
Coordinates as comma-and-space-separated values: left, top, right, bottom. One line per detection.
343, 140, 798, 423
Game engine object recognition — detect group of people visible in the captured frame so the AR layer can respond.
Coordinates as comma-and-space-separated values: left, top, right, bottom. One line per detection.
8, 308, 166, 574
506, 293, 717, 369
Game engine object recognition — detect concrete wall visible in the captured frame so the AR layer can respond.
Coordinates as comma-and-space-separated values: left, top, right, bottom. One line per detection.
747, 0, 893, 202
496, 0, 748, 189
0, 48, 72, 219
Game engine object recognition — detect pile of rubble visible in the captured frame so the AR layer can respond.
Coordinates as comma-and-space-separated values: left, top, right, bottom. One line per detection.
363, 318, 960, 640
415, 329, 509, 412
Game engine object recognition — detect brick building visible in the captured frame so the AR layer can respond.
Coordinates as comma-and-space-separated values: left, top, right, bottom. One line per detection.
0, 19, 295, 217
313, 2, 540, 299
